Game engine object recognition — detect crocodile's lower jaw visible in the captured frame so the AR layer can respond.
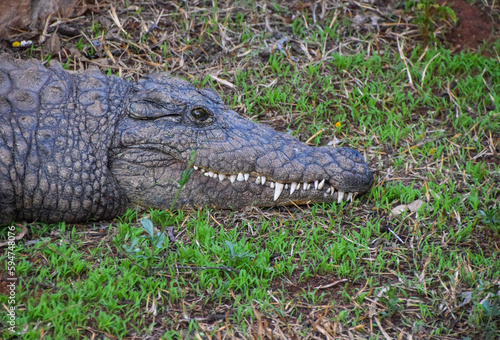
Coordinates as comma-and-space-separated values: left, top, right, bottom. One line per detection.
192, 165, 356, 204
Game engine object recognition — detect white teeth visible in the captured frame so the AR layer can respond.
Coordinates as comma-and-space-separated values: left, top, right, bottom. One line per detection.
318, 179, 325, 190
274, 182, 284, 201
192, 167, 351, 203
347, 192, 353, 202
337, 191, 344, 203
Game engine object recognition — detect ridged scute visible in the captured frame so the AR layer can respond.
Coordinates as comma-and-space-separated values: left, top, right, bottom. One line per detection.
0, 55, 128, 225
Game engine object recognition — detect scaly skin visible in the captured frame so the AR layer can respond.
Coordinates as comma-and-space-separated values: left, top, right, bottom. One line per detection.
0, 55, 373, 225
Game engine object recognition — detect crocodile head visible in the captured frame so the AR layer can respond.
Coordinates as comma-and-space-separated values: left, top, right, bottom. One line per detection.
111, 73, 373, 210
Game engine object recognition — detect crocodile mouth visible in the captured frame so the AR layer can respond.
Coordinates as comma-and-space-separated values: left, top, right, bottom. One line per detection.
191, 164, 356, 204
112, 146, 369, 208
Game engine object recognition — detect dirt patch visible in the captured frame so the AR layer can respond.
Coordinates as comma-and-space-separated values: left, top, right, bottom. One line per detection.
438, 0, 500, 52
0, 276, 15, 296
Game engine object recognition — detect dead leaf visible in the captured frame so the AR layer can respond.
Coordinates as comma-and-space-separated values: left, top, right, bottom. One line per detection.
408, 199, 425, 212
391, 199, 425, 216
391, 204, 409, 216
44, 32, 61, 56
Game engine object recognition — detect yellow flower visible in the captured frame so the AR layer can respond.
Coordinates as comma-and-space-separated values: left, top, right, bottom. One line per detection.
430, 149, 435, 155
12, 41, 20, 47
335, 122, 341, 128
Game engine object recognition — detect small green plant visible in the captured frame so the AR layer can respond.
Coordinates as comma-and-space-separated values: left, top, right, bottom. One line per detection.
225, 240, 254, 267
481, 285, 500, 318
75, 38, 85, 51
412, 0, 458, 45
474, 281, 500, 339
292, 18, 305, 36
479, 207, 500, 235
378, 287, 405, 320
90, 21, 102, 36
121, 151, 196, 272
62, 58, 71, 70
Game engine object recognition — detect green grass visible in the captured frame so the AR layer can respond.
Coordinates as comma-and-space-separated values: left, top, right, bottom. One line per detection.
1, 0, 500, 338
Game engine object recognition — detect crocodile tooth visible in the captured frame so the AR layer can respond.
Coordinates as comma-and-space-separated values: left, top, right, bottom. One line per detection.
237, 173, 245, 181
318, 179, 325, 190
207, 171, 215, 177
337, 191, 344, 203
261, 176, 266, 185
347, 192, 353, 202
314, 180, 319, 189
229, 174, 237, 183
270, 182, 275, 189
256, 176, 261, 184
244, 173, 250, 181
290, 182, 297, 195
204, 172, 211, 177
303, 183, 309, 191
296, 183, 301, 190
326, 187, 331, 194
285, 184, 289, 189
306, 183, 311, 190
193, 166, 199, 171
200, 168, 206, 173
330, 186, 335, 194
274, 182, 284, 201
218, 174, 226, 181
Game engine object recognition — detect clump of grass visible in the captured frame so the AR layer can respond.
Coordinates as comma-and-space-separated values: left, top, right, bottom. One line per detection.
410, 0, 458, 46
479, 205, 500, 236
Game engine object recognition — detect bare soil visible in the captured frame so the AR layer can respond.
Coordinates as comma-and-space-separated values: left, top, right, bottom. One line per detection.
438, 0, 500, 53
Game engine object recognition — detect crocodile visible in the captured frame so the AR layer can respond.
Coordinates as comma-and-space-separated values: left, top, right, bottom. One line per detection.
0, 55, 373, 225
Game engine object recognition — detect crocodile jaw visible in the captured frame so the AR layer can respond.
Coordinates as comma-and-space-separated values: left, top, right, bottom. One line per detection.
110, 147, 373, 210
189, 165, 359, 207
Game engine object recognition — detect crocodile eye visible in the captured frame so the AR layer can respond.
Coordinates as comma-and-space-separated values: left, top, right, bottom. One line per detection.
190, 108, 211, 122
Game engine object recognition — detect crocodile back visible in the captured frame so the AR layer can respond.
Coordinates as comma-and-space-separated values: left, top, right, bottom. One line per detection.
0, 56, 128, 224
